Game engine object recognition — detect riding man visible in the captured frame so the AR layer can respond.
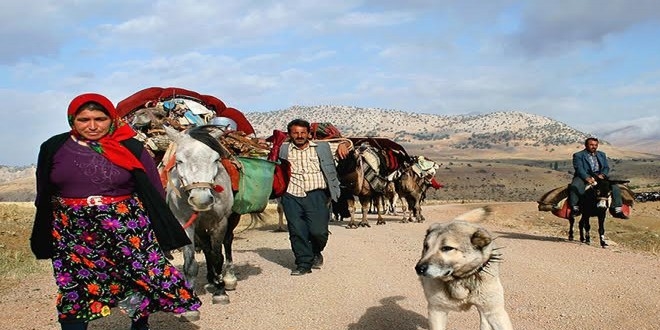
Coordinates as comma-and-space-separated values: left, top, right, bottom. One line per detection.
569, 137, 628, 219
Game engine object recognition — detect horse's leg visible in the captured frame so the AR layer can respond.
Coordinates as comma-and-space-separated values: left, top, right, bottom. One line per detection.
414, 198, 425, 223
399, 196, 409, 223
277, 199, 286, 231
580, 215, 591, 244
346, 197, 358, 229
181, 225, 199, 289
406, 197, 415, 222
223, 213, 241, 290
376, 195, 386, 225
203, 227, 230, 304
359, 197, 371, 228
598, 212, 608, 248
567, 215, 575, 241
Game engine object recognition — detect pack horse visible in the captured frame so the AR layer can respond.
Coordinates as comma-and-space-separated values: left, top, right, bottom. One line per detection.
164, 125, 241, 304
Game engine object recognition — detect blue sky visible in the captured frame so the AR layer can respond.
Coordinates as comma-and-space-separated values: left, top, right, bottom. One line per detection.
2, 0, 660, 165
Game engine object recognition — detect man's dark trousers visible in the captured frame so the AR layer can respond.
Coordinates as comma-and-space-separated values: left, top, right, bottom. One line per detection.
281, 189, 330, 269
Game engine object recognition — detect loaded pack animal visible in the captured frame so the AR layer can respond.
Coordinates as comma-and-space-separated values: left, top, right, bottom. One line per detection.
164, 125, 241, 304
568, 177, 632, 248
538, 178, 634, 248
335, 139, 406, 228
394, 156, 443, 223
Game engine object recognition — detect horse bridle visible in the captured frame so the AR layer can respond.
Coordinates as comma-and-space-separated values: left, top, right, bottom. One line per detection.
180, 181, 224, 193
172, 162, 226, 229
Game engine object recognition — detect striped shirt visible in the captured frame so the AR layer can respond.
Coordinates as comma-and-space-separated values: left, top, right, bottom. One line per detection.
286, 142, 327, 197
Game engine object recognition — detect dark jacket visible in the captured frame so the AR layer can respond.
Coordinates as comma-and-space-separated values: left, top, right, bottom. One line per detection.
30, 133, 191, 259
572, 149, 610, 181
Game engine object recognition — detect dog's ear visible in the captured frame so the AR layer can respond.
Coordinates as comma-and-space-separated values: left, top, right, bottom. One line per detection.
426, 222, 444, 235
471, 228, 492, 249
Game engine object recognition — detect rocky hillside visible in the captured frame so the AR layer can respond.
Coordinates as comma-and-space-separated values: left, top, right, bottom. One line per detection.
2, 108, 658, 202
247, 107, 659, 160
0, 166, 34, 184
248, 107, 586, 148
248, 107, 585, 143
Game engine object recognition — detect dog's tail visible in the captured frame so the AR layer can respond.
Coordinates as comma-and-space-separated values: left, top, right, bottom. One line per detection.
453, 206, 491, 222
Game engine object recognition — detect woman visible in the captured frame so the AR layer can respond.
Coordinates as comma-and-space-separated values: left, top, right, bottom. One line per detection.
30, 93, 201, 330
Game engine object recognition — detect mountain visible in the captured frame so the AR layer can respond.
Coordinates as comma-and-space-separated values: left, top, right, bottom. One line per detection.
594, 125, 660, 156
1, 108, 657, 202
246, 107, 656, 160
0, 165, 35, 184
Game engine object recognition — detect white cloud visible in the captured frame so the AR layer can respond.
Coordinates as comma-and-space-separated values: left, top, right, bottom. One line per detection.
2, 1, 660, 165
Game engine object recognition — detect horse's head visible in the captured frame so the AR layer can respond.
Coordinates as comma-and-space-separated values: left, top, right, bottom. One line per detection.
589, 177, 613, 209
165, 125, 231, 211
336, 148, 360, 177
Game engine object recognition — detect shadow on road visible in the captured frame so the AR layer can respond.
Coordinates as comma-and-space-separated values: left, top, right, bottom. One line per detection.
494, 230, 567, 243
236, 247, 294, 269
347, 295, 428, 330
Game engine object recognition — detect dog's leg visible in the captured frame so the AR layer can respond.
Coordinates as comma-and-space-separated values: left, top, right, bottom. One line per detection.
478, 308, 513, 330
427, 307, 448, 330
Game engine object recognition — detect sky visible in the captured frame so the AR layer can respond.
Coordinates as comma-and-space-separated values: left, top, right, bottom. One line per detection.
2, 0, 660, 166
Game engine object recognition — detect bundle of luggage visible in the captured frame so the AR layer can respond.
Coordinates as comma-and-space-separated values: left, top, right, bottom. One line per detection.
118, 87, 277, 214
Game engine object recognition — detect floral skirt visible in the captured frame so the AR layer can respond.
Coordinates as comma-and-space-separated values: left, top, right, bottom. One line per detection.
51, 195, 201, 322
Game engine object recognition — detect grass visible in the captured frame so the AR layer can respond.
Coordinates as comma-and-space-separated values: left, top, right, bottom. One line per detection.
0, 203, 50, 294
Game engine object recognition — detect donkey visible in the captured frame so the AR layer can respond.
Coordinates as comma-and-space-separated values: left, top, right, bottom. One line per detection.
164, 125, 240, 304
568, 177, 629, 248
394, 156, 442, 223
335, 146, 388, 228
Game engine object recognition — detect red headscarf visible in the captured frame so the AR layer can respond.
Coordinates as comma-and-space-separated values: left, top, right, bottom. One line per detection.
67, 93, 145, 171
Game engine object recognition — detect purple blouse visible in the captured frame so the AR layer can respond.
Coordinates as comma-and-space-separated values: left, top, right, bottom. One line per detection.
50, 138, 164, 198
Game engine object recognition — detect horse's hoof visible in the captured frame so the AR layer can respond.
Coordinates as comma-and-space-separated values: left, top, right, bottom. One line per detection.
376, 221, 386, 225
224, 280, 237, 291
568, 235, 574, 241
179, 310, 200, 322
601, 241, 609, 248
212, 294, 230, 305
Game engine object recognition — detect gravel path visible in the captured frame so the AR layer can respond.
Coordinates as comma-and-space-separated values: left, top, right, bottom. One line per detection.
2, 202, 660, 330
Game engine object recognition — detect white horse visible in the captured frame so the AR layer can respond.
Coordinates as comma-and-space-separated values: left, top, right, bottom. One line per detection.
164, 125, 240, 304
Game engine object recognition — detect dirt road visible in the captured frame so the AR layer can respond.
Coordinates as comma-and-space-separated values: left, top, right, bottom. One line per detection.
2, 202, 659, 330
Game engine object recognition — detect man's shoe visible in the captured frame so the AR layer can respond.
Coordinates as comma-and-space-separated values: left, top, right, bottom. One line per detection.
613, 211, 629, 219
290, 267, 312, 276
312, 254, 324, 269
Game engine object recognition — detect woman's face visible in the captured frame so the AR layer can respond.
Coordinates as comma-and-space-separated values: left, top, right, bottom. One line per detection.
73, 109, 112, 141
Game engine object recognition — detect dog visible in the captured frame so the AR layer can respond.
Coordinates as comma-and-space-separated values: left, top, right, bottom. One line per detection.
415, 207, 513, 330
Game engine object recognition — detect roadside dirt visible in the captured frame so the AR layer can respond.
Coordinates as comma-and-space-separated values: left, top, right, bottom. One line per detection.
1, 202, 659, 330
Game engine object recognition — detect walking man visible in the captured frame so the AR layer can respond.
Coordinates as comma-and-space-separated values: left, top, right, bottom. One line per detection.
278, 119, 348, 275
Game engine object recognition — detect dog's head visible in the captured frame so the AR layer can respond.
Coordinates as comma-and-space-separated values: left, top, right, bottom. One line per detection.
415, 218, 495, 281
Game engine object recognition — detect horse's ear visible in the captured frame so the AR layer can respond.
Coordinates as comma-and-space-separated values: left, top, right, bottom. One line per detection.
164, 125, 183, 142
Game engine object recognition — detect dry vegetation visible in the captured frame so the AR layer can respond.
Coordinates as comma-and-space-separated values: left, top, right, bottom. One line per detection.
2, 108, 659, 296
2, 199, 660, 298
0, 202, 49, 293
